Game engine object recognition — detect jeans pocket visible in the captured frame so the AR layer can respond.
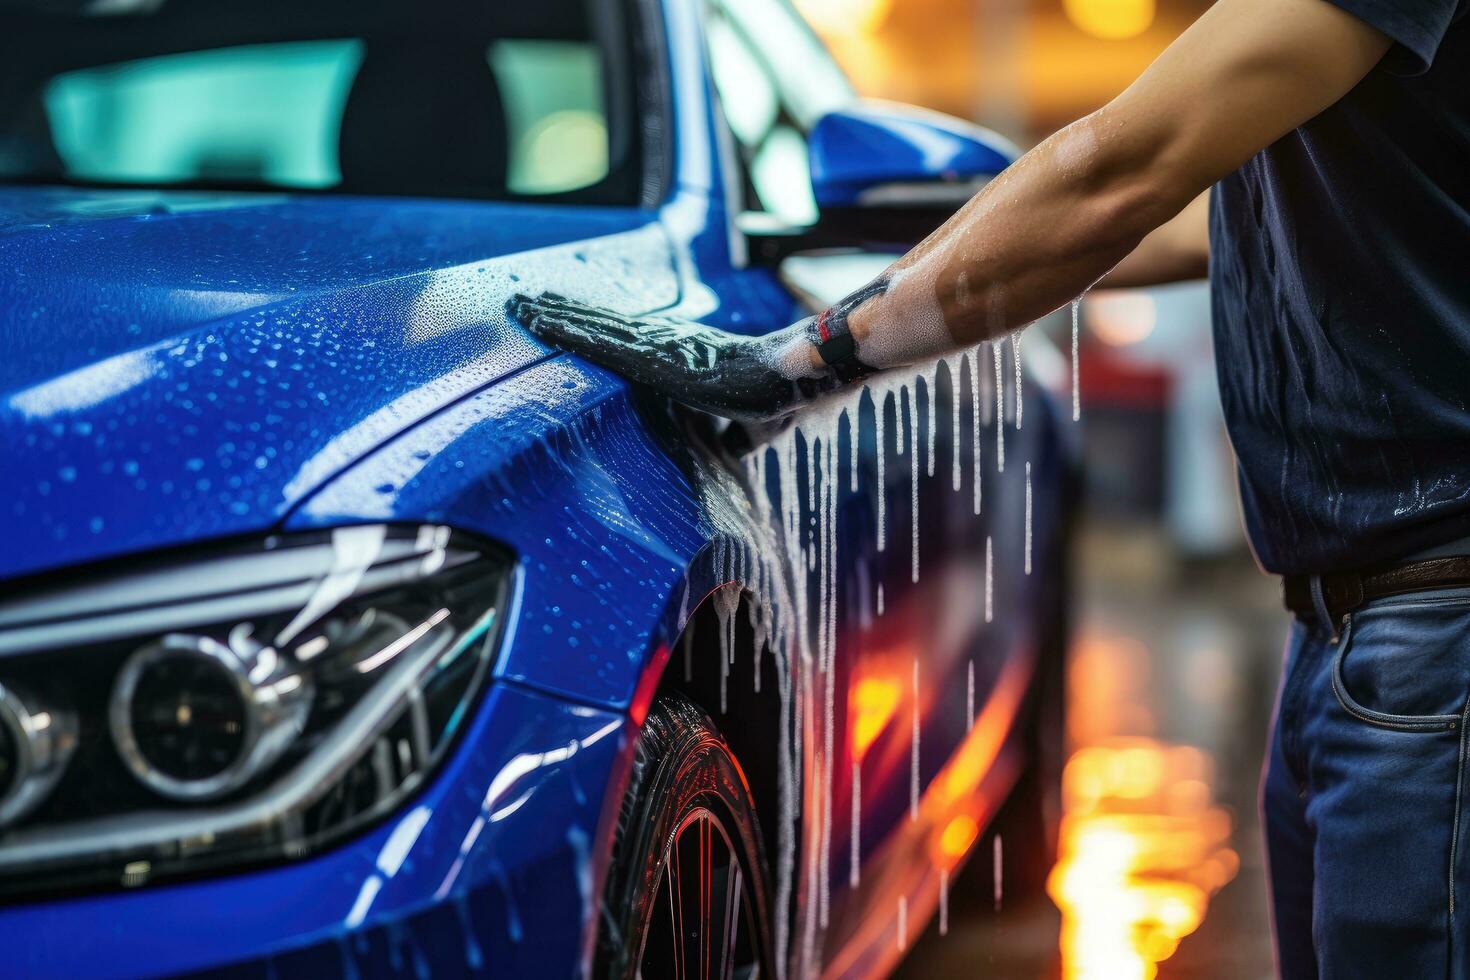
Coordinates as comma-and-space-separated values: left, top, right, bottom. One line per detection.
1331, 608, 1467, 733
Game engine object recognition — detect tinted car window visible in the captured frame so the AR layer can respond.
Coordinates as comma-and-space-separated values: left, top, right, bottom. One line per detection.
0, 0, 640, 204
45, 40, 365, 190
491, 40, 608, 196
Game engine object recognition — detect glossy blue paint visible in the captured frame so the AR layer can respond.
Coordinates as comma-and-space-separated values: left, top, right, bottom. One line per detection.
808, 100, 1019, 208
290, 357, 735, 709
0, 0, 1073, 975
0, 682, 628, 978
0, 191, 674, 581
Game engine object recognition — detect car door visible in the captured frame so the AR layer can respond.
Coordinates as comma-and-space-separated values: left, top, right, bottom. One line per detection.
689, 3, 1045, 972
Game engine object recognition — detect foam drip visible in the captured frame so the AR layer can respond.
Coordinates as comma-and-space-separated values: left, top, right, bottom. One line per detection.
910, 393, 920, 585
971, 350, 982, 515
992, 342, 1006, 473
993, 835, 1004, 911
1011, 333, 1024, 430
950, 359, 962, 493
688, 334, 1035, 975
967, 659, 975, 732
985, 536, 994, 623
875, 394, 887, 552
1071, 298, 1082, 422
939, 868, 950, 937
923, 364, 938, 479
1025, 461, 1033, 576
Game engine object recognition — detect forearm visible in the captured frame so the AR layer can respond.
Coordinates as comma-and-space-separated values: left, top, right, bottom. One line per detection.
1096, 189, 1211, 290
845, 107, 1203, 359
830, 0, 1389, 369
515, 0, 1390, 425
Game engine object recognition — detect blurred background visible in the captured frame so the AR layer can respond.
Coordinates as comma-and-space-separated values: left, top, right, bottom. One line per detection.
790, 1, 1284, 976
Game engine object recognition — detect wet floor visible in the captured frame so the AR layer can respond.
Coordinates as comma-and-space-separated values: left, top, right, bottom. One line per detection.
896, 519, 1284, 979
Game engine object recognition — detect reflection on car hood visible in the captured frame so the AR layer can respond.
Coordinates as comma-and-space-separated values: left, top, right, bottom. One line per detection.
0, 187, 679, 581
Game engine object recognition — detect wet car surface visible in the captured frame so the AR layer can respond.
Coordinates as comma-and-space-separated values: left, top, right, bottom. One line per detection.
0, 0, 1073, 976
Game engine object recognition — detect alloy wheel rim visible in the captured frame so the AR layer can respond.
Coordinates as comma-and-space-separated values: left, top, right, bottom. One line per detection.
635, 805, 761, 980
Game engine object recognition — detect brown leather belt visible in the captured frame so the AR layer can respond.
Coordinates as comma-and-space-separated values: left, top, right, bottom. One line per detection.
1283, 555, 1470, 625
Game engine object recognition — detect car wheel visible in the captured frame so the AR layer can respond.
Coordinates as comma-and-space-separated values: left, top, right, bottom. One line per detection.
596, 692, 775, 980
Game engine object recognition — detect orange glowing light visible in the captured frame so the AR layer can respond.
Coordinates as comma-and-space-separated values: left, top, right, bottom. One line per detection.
849, 674, 903, 760
793, 0, 895, 37
1088, 291, 1158, 347
1063, 0, 1157, 41
1049, 738, 1238, 980
938, 814, 980, 862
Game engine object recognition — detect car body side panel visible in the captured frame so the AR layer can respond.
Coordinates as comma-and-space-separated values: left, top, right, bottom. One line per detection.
824, 382, 1069, 976
287, 356, 736, 710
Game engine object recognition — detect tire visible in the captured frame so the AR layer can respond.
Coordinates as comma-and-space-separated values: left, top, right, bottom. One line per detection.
595, 693, 775, 980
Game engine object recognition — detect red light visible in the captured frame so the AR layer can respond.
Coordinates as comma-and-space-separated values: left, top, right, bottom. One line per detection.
629, 643, 670, 727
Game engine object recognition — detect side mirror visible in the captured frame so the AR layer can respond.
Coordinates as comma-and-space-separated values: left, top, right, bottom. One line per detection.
811, 100, 1017, 208
743, 100, 1019, 263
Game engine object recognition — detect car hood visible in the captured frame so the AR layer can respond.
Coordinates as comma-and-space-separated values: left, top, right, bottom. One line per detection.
0, 187, 679, 581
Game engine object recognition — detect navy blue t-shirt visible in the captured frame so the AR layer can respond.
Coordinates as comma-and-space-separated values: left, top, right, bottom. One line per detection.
1211, 0, 1470, 574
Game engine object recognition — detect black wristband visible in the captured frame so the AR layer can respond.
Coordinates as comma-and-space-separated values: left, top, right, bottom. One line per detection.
806, 277, 889, 382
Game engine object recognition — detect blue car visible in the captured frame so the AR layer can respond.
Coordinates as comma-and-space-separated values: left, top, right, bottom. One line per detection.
0, 0, 1073, 976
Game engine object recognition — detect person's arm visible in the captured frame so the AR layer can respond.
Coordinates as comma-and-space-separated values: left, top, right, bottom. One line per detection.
845, 0, 1388, 351
514, 0, 1390, 422
1094, 190, 1210, 290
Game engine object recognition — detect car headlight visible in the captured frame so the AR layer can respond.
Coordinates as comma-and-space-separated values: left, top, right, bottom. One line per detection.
0, 524, 513, 899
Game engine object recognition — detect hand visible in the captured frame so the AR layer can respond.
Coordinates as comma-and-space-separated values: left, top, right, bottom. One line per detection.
509, 293, 846, 424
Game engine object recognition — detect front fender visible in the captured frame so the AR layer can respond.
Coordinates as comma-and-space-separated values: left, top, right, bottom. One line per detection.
287, 356, 771, 712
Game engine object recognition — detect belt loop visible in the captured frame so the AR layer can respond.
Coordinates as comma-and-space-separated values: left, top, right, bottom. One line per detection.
1310, 574, 1340, 642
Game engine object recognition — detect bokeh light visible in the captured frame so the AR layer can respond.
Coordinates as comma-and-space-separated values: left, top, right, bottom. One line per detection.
1048, 737, 1239, 979
849, 673, 904, 760
1063, 0, 1157, 41
793, 0, 896, 37
1088, 291, 1159, 347
938, 813, 980, 862
517, 110, 608, 196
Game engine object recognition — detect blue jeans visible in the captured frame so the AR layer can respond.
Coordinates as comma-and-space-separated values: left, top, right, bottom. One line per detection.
1265, 586, 1470, 978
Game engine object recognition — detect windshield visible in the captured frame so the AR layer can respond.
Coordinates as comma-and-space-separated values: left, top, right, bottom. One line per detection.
0, 0, 643, 204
